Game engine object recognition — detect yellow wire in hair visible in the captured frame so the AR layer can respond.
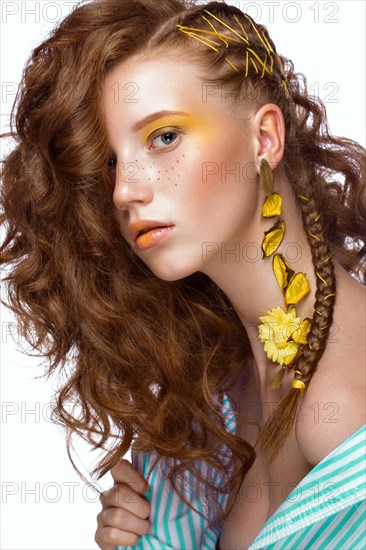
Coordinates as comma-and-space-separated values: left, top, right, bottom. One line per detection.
203, 9, 249, 44
233, 14, 249, 42
316, 272, 328, 286
225, 57, 239, 72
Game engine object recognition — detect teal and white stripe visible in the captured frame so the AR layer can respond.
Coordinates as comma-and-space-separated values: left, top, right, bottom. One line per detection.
117, 398, 365, 550
117, 393, 236, 550
249, 423, 366, 550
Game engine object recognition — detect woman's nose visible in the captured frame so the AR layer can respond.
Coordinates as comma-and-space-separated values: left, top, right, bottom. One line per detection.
112, 161, 153, 210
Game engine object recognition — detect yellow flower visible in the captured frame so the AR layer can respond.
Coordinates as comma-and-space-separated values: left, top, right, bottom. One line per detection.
258, 306, 310, 366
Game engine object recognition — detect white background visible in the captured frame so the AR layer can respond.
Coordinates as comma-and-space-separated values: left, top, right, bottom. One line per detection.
1, 1, 365, 549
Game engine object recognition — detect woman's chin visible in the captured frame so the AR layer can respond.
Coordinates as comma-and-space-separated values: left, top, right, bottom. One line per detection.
147, 258, 199, 282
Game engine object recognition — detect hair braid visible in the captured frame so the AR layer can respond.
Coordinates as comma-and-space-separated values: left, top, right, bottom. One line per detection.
296, 194, 337, 380
259, 187, 337, 459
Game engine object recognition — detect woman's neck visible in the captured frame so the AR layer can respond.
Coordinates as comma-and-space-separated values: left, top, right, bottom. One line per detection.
201, 173, 317, 393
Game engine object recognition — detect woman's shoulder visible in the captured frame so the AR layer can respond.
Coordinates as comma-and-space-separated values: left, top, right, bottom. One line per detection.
295, 266, 366, 466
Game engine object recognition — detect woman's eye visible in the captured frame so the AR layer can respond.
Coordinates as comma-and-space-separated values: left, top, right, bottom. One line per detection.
150, 130, 181, 150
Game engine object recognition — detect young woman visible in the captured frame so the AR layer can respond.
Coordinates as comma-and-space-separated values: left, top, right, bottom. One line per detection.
1, 0, 365, 549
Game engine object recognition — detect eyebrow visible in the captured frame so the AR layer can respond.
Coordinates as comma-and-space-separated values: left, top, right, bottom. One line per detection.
132, 110, 190, 132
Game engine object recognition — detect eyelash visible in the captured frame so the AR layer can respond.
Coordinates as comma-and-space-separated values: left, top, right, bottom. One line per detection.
107, 126, 184, 171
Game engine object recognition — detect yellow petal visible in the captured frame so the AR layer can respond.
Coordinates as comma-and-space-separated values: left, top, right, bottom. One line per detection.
264, 339, 299, 365
281, 341, 300, 365
272, 253, 294, 292
264, 340, 281, 363
285, 272, 311, 307
270, 367, 285, 390
292, 318, 312, 345
258, 323, 272, 341
262, 193, 282, 218
261, 220, 286, 258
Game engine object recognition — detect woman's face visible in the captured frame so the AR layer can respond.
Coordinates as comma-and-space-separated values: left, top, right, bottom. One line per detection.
102, 55, 259, 281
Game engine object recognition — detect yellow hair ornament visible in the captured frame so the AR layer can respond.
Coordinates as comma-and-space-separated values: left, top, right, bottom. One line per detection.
323, 293, 336, 302
233, 14, 249, 42
176, 27, 220, 52
316, 271, 328, 286
245, 49, 249, 77
176, 10, 289, 97
308, 233, 321, 241
250, 56, 259, 73
247, 47, 271, 77
292, 379, 306, 396
225, 57, 239, 72
262, 30, 274, 55
243, 12, 269, 53
201, 15, 229, 47
203, 9, 249, 44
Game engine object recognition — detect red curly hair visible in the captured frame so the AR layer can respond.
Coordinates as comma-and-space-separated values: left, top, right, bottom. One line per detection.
1, 0, 365, 520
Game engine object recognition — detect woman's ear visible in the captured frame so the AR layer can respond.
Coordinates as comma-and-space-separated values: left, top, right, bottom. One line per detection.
252, 103, 285, 169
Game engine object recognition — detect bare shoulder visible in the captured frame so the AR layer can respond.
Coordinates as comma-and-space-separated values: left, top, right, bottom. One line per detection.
295, 267, 366, 466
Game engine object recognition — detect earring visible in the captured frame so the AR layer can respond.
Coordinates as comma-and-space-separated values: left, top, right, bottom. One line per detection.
257, 159, 311, 395
259, 158, 274, 196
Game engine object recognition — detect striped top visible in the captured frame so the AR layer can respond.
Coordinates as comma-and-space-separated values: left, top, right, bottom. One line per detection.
117, 393, 236, 549
249, 422, 366, 549
117, 395, 366, 550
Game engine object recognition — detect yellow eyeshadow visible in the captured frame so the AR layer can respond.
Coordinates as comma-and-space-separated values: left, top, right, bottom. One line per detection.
140, 115, 202, 142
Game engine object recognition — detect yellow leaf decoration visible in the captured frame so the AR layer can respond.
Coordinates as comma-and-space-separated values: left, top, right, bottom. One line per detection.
262, 193, 282, 218
261, 220, 286, 259
273, 253, 294, 292
285, 272, 311, 307
270, 367, 285, 390
292, 318, 312, 345
259, 158, 274, 196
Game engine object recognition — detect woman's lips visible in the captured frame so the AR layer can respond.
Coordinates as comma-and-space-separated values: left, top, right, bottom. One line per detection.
134, 225, 175, 251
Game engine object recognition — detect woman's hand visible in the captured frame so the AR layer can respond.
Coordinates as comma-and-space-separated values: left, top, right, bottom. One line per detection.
95, 458, 151, 549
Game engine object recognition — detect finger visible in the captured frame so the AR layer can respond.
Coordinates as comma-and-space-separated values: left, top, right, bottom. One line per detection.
100, 484, 151, 519
110, 459, 150, 494
95, 526, 139, 548
102, 506, 151, 536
